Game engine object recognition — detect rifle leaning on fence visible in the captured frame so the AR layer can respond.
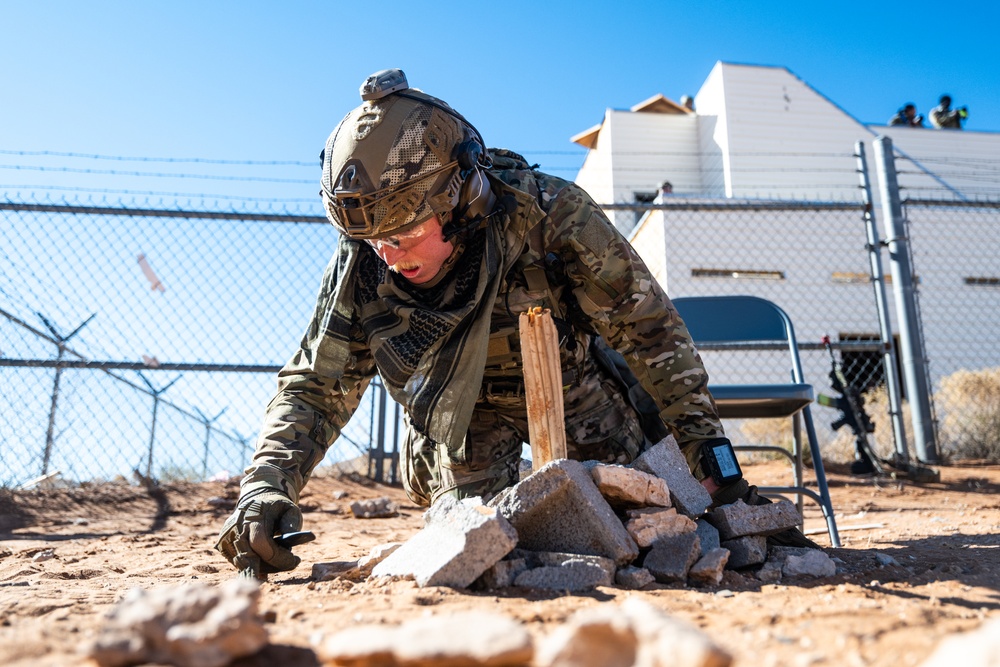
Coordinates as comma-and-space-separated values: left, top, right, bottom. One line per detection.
816, 335, 939, 483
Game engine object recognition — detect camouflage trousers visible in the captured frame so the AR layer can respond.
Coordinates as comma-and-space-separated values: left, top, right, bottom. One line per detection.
400, 360, 648, 506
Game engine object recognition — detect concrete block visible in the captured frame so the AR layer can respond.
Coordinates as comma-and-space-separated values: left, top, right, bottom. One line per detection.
688, 548, 731, 585
624, 507, 697, 548
513, 560, 614, 591
371, 496, 517, 587
643, 532, 701, 584
615, 565, 655, 589
706, 499, 801, 539
694, 519, 721, 557
491, 459, 639, 565
629, 435, 712, 517
721, 535, 767, 569
589, 463, 671, 508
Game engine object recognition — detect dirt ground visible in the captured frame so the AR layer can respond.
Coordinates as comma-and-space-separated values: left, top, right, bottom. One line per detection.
1, 459, 998, 667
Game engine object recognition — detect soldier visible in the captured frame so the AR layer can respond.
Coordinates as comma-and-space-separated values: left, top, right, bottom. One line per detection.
929, 95, 968, 129
216, 69, 813, 579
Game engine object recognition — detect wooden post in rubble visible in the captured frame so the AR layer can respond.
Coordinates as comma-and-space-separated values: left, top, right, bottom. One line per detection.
519, 307, 567, 470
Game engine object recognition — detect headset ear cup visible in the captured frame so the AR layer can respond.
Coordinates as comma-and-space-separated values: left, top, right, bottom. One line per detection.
457, 168, 490, 220
455, 139, 483, 172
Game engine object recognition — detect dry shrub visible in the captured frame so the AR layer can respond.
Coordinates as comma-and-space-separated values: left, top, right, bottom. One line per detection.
935, 367, 1000, 462
738, 417, 795, 463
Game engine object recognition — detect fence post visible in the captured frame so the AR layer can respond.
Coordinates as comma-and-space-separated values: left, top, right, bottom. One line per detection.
139, 374, 182, 478
38, 313, 95, 475
872, 136, 940, 463
855, 142, 909, 464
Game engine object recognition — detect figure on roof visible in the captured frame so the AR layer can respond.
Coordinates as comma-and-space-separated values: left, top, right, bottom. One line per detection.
929, 95, 968, 130
888, 103, 924, 128
680, 95, 695, 111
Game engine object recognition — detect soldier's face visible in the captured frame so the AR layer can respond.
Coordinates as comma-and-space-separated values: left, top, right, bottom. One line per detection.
367, 215, 454, 285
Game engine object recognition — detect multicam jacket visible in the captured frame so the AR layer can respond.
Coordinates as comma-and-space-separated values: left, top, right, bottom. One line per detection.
243, 149, 725, 503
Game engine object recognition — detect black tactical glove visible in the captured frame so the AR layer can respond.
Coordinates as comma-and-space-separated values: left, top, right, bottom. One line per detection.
215, 476, 304, 580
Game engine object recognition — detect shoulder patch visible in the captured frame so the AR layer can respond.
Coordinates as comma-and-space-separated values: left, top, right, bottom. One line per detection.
577, 211, 616, 252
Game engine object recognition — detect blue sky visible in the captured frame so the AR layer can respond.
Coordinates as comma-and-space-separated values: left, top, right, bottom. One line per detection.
1, 0, 997, 206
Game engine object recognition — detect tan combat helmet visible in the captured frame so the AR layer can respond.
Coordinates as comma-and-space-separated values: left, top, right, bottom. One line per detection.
320, 69, 491, 241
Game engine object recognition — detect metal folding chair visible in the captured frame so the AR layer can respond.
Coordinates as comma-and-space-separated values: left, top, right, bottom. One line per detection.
673, 295, 841, 547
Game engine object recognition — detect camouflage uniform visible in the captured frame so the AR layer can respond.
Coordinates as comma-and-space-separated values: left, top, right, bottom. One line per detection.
244, 149, 726, 507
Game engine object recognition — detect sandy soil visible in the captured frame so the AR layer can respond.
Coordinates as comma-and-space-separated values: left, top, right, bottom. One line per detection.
1, 459, 999, 667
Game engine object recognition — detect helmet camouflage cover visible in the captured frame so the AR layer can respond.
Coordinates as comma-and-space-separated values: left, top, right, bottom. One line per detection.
320, 80, 473, 240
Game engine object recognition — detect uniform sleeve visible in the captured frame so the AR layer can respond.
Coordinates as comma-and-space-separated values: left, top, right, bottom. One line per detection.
544, 183, 727, 451
242, 261, 376, 503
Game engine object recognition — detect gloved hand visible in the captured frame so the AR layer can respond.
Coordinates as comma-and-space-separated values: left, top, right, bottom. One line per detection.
215, 487, 304, 580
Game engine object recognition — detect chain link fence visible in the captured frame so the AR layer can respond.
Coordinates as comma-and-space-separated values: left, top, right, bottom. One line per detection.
0, 198, 387, 489
901, 199, 1000, 461
3, 148, 998, 489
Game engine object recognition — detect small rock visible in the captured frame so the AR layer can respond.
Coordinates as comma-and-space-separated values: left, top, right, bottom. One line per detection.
32, 549, 55, 563
615, 565, 655, 589
782, 549, 837, 578
590, 464, 672, 508
332, 490, 349, 500
875, 552, 900, 567
688, 548, 731, 586
350, 497, 398, 519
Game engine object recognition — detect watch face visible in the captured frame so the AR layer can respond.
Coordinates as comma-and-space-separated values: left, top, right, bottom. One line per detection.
712, 443, 741, 479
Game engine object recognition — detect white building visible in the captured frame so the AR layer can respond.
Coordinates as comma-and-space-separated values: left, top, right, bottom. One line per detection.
571, 62, 1000, 455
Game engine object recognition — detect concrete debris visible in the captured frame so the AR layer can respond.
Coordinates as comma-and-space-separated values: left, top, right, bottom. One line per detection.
720, 535, 767, 569
477, 549, 616, 592
88, 578, 267, 667
371, 496, 517, 587
589, 463, 671, 508
624, 507, 697, 548
755, 559, 783, 583
332, 490, 349, 500
705, 499, 801, 539
31, 549, 55, 563
475, 557, 530, 589
781, 549, 837, 578
491, 459, 639, 565
694, 519, 721, 557
615, 565, 655, 589
535, 598, 732, 667
349, 496, 398, 519
513, 561, 614, 592
317, 611, 533, 667
312, 542, 402, 583
688, 548, 731, 585
629, 435, 712, 517
918, 617, 1000, 667
643, 532, 701, 584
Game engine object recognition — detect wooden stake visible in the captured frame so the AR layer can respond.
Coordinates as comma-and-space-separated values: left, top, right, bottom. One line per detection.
519, 307, 567, 470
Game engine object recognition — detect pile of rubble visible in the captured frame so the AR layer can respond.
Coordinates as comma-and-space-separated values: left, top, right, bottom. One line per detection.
314, 435, 837, 592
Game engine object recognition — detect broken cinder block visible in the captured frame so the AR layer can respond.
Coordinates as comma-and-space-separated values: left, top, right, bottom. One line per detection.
371, 496, 516, 587
629, 435, 712, 517
643, 532, 701, 584
706, 498, 801, 539
491, 459, 639, 565
624, 507, 697, 548
589, 463, 671, 508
